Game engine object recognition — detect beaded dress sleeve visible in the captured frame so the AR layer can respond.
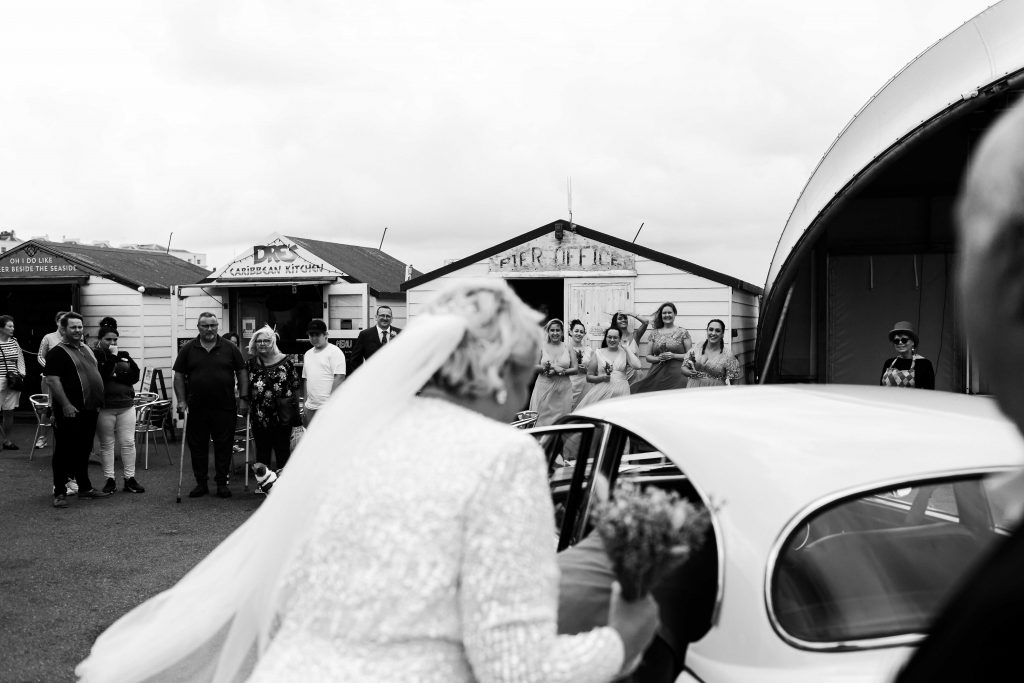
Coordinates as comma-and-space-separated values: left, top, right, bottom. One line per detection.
460, 435, 625, 682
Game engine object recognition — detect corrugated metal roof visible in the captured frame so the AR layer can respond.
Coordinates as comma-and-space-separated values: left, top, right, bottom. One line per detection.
285, 236, 421, 296
31, 241, 210, 291
764, 0, 1024, 302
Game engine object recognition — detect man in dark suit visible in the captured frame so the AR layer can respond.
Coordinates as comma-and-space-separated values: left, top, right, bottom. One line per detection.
896, 94, 1024, 681
348, 305, 400, 373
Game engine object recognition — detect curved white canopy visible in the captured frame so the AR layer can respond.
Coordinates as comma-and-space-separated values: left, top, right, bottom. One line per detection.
764, 0, 1024, 299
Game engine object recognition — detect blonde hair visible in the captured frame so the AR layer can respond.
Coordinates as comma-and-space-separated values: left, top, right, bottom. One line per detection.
421, 279, 543, 399
247, 325, 281, 356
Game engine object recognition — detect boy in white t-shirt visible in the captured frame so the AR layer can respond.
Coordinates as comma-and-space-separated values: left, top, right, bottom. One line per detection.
301, 320, 346, 427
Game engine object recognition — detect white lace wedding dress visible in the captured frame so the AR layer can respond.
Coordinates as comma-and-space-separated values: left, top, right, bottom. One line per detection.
247, 396, 624, 682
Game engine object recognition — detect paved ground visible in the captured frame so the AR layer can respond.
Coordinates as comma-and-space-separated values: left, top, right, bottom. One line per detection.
0, 418, 263, 683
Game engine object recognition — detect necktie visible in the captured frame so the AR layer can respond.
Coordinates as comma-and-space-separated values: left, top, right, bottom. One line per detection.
381, 330, 388, 345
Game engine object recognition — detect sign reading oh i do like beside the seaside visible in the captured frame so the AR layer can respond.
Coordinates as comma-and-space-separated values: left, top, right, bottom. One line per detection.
0, 250, 88, 278
488, 232, 635, 273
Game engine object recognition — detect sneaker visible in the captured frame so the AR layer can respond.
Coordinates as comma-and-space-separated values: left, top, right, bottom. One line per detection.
79, 488, 112, 499
53, 493, 68, 508
123, 477, 145, 494
66, 479, 79, 496
102, 478, 117, 494
216, 484, 232, 498
188, 484, 209, 498
2, 441, 19, 450
35, 437, 47, 449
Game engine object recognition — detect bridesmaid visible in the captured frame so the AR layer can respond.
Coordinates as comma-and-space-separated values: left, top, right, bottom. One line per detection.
577, 327, 641, 409
683, 319, 741, 387
567, 319, 593, 409
630, 303, 692, 394
529, 319, 577, 426
609, 311, 649, 385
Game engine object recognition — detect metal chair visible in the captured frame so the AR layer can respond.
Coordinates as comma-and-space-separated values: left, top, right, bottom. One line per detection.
29, 394, 53, 461
511, 410, 539, 429
134, 391, 159, 407
135, 399, 173, 469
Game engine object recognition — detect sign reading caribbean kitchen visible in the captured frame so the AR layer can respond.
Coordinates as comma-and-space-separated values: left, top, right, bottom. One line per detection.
0, 250, 87, 278
218, 237, 346, 279
488, 232, 635, 273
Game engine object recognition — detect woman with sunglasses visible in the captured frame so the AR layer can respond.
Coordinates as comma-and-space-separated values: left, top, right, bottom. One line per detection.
880, 321, 934, 389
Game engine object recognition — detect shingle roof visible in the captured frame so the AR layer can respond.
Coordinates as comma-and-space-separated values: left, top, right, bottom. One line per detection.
285, 236, 422, 296
30, 241, 210, 292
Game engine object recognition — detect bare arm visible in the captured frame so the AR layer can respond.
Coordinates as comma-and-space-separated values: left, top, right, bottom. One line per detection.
623, 345, 642, 369
585, 353, 608, 384
173, 371, 188, 411
331, 373, 345, 392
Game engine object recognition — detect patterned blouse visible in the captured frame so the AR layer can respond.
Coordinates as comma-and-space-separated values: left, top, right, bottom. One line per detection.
246, 356, 301, 428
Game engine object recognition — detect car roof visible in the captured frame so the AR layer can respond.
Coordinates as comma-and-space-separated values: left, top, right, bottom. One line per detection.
572, 385, 1024, 531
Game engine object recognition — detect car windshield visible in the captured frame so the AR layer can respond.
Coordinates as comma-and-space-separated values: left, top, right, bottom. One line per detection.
771, 473, 1017, 646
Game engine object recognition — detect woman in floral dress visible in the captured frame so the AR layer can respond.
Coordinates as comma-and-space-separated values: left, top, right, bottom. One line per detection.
246, 326, 302, 469
630, 303, 692, 394
683, 319, 741, 387
577, 327, 641, 409
529, 319, 578, 426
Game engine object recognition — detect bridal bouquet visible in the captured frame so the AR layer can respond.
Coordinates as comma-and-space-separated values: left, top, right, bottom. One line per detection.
591, 481, 710, 601
603, 361, 613, 376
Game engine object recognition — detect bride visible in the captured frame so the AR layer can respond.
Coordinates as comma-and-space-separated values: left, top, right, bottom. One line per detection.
77, 279, 658, 682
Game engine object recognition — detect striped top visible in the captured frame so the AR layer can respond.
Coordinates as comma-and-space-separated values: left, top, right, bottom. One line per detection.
0, 338, 26, 375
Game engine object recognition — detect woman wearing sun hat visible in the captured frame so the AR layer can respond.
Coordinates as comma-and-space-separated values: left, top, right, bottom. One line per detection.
880, 321, 934, 389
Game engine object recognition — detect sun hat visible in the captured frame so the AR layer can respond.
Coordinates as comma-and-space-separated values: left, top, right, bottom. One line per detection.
888, 321, 918, 344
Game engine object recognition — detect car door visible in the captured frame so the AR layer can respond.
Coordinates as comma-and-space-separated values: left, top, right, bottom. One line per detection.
528, 421, 610, 550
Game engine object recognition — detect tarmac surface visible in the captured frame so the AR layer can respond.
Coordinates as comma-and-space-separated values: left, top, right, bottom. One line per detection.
1, 417, 264, 683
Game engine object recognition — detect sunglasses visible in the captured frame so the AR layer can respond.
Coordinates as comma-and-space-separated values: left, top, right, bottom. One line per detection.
892, 336, 912, 344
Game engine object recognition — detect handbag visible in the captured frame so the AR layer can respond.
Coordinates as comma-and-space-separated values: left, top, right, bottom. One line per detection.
1, 341, 24, 390
276, 395, 302, 428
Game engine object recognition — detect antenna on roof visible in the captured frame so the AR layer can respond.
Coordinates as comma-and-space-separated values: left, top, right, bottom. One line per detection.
567, 177, 574, 231
378, 226, 388, 251
166, 232, 173, 254
632, 222, 644, 243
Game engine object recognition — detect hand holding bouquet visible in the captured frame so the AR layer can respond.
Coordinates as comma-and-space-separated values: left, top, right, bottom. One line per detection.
683, 350, 697, 374
592, 481, 710, 601
544, 360, 553, 376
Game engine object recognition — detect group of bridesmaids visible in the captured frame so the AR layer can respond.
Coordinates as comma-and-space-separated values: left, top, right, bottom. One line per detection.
529, 303, 742, 426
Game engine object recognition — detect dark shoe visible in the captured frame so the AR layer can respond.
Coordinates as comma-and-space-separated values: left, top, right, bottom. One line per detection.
188, 484, 209, 498
123, 477, 145, 493
53, 493, 68, 508
216, 485, 232, 498
102, 478, 117, 494
79, 488, 112, 499
2, 441, 18, 450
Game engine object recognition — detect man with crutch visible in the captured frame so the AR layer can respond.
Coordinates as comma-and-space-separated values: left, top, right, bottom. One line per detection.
172, 312, 248, 498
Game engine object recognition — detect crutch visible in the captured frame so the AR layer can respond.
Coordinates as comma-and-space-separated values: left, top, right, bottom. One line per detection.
176, 409, 188, 503
243, 413, 251, 492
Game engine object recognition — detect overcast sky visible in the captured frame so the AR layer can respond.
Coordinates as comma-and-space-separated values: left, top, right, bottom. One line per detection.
0, 0, 998, 287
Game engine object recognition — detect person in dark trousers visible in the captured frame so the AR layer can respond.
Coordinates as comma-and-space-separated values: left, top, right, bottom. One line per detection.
895, 91, 1024, 681
173, 312, 248, 499
44, 312, 111, 508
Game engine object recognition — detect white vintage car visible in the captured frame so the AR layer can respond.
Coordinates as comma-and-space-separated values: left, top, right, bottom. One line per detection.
531, 385, 1024, 682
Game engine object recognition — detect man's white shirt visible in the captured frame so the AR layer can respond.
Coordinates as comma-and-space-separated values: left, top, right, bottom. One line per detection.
302, 343, 346, 410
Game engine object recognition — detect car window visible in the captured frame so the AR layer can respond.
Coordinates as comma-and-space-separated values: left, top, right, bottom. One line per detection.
531, 424, 602, 550
771, 474, 1012, 646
